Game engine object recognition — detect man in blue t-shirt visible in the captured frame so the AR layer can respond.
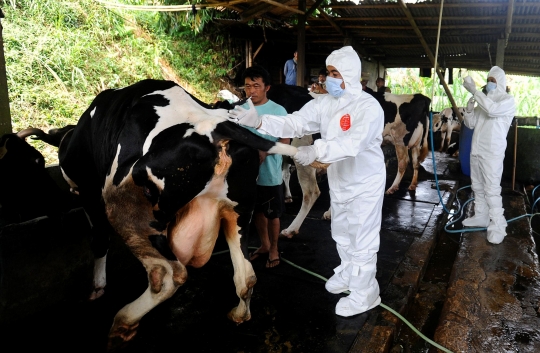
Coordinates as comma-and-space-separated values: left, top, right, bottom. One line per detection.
241, 65, 288, 268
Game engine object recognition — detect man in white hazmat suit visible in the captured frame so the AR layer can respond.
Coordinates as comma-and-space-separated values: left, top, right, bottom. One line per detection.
462, 66, 516, 244
227, 46, 386, 317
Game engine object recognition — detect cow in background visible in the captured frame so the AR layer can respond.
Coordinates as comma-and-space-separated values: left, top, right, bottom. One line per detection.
30, 79, 297, 350
431, 107, 464, 153
377, 93, 431, 194
0, 128, 73, 224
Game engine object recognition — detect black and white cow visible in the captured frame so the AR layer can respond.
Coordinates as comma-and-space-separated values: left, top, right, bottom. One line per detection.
378, 93, 431, 194
30, 79, 297, 350
431, 107, 464, 153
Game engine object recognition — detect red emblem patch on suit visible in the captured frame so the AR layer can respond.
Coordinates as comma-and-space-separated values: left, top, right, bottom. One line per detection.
340, 114, 351, 131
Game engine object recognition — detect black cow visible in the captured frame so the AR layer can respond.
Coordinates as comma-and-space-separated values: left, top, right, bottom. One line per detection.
0, 129, 73, 224
30, 79, 296, 350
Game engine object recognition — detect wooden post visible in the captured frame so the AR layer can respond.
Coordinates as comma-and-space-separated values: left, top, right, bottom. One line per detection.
496, 38, 506, 69
245, 40, 252, 69
296, 0, 306, 87
512, 118, 518, 190
0, 8, 12, 135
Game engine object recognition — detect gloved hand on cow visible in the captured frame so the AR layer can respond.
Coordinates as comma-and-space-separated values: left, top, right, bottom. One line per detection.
466, 97, 476, 113
463, 76, 477, 94
294, 145, 318, 166
227, 98, 261, 128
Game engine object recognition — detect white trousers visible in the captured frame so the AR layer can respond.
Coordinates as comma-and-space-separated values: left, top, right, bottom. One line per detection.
330, 186, 383, 294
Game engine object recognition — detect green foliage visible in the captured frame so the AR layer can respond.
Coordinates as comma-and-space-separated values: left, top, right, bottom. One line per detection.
388, 68, 540, 116
2, 0, 241, 164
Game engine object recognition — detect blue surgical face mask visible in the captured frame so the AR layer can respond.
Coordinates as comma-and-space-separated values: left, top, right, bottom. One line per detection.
486, 82, 497, 93
325, 76, 345, 97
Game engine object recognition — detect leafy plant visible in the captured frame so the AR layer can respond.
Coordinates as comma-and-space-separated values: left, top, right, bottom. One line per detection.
2, 0, 241, 164
388, 68, 540, 116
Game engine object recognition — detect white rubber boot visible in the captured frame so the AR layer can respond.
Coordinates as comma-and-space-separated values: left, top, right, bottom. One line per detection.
487, 208, 507, 244
335, 291, 381, 317
462, 197, 490, 227
462, 213, 490, 227
326, 271, 349, 294
335, 254, 380, 317
325, 244, 351, 294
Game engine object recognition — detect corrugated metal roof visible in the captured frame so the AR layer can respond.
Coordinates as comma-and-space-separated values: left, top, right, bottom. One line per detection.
217, 0, 540, 76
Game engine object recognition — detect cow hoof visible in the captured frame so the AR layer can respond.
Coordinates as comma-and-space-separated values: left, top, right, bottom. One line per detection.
284, 196, 293, 204
107, 322, 139, 352
227, 307, 250, 323
89, 287, 105, 301
385, 188, 397, 195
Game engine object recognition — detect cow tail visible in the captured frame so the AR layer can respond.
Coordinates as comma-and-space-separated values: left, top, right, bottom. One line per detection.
29, 125, 76, 148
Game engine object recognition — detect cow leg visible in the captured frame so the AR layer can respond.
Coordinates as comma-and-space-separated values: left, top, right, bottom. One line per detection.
282, 157, 293, 203
438, 131, 446, 152
444, 125, 454, 153
280, 161, 320, 238
221, 205, 256, 323
80, 192, 113, 301
386, 145, 409, 194
409, 146, 420, 191
108, 250, 187, 350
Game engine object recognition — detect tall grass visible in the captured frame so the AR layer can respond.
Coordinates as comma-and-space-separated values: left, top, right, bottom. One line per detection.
2, 0, 240, 164
387, 68, 540, 117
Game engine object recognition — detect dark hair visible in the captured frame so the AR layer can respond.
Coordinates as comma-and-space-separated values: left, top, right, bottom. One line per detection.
318, 68, 327, 76
242, 65, 272, 86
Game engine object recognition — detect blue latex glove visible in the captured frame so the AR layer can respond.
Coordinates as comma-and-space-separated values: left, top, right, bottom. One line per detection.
227, 98, 261, 128
294, 145, 318, 166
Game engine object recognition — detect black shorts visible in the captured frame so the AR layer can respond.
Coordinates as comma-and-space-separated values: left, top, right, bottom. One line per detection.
254, 184, 285, 219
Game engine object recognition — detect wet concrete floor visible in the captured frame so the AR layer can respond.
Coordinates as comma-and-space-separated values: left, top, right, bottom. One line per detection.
1, 148, 539, 353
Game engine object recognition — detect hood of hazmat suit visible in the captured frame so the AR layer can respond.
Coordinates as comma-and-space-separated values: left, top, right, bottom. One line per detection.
325, 46, 364, 97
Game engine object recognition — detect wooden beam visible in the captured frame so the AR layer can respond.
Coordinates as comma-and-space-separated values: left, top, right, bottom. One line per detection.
397, 0, 460, 117
258, 0, 304, 14
240, 0, 287, 22
505, 0, 515, 45
305, 0, 326, 17
318, 10, 345, 37
322, 3, 539, 9
297, 0, 306, 86
306, 16, 527, 22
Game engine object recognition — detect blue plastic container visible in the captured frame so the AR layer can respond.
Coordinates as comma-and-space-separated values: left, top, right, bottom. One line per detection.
459, 124, 474, 176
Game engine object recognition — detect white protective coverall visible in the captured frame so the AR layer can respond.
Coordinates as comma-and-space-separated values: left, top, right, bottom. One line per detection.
462, 66, 516, 244
257, 46, 386, 316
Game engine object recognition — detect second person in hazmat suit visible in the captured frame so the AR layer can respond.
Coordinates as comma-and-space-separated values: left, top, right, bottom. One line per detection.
228, 46, 386, 317
462, 66, 516, 244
